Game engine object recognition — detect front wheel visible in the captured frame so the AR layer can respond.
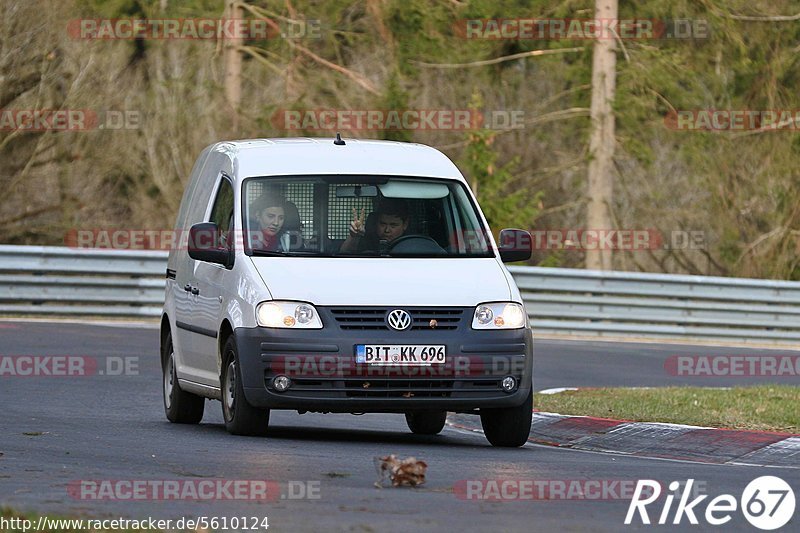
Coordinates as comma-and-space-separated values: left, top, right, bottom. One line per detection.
162, 332, 204, 424
480, 391, 532, 447
221, 336, 270, 436
405, 410, 447, 435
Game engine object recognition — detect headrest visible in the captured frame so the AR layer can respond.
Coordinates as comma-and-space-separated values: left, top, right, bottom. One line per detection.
283, 200, 301, 231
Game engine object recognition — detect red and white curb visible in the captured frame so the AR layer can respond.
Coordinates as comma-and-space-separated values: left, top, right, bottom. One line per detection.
448, 408, 799, 468
525, 412, 799, 468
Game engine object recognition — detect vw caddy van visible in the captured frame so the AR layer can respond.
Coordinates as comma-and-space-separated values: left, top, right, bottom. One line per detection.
161, 137, 534, 447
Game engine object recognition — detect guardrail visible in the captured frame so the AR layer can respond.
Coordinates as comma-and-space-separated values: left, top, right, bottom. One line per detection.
2, 245, 799, 344
0, 245, 166, 317
509, 266, 800, 343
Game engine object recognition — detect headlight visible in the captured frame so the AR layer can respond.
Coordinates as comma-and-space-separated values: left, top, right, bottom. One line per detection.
472, 302, 526, 330
256, 301, 323, 329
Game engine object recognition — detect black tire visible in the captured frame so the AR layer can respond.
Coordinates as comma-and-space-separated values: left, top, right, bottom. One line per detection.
480, 391, 533, 447
221, 336, 270, 436
405, 410, 447, 435
162, 331, 204, 424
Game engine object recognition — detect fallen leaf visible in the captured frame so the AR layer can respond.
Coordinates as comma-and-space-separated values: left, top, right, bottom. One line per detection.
374, 454, 427, 488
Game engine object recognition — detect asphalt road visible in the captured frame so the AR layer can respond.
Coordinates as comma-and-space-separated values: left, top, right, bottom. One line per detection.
0, 321, 797, 532
533, 337, 800, 389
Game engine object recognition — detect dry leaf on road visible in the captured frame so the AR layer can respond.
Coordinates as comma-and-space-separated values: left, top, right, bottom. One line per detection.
374, 454, 428, 488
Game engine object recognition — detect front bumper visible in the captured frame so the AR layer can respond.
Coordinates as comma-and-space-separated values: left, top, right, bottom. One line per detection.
234, 308, 533, 412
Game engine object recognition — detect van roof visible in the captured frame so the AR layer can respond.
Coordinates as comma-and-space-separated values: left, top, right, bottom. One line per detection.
210, 137, 465, 181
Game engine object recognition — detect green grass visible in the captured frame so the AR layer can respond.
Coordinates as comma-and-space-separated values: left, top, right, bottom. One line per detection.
534, 385, 800, 433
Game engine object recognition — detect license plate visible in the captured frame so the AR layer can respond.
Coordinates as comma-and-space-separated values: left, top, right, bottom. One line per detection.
355, 345, 446, 365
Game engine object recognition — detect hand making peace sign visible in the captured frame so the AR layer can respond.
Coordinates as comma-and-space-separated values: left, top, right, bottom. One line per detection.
349, 207, 366, 237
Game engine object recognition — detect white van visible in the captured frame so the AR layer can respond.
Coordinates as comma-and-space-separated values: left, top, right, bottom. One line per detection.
161, 137, 534, 447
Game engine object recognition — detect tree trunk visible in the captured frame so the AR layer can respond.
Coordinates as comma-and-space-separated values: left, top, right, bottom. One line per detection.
224, 0, 243, 132
585, 0, 617, 270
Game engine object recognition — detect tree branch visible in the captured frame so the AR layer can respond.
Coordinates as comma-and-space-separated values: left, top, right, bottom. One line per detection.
527, 107, 591, 126
235, 1, 304, 25
0, 202, 65, 227
236, 1, 379, 95
237, 45, 284, 75
735, 226, 786, 265
724, 12, 800, 21
288, 42, 380, 95
412, 47, 585, 69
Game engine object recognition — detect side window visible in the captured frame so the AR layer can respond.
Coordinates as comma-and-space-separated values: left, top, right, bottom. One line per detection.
452, 186, 489, 253
209, 178, 234, 249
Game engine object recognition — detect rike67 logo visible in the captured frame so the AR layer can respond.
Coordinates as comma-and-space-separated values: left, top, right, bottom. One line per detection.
625, 477, 795, 530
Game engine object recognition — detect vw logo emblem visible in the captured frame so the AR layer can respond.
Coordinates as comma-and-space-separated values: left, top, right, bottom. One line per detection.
386, 309, 412, 331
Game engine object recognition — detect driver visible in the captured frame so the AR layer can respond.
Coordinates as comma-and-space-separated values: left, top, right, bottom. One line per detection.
340, 199, 409, 253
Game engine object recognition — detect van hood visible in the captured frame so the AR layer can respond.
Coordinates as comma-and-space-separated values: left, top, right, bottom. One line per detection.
249, 257, 512, 306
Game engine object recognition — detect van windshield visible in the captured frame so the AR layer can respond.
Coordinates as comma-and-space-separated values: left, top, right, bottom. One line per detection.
242, 176, 494, 258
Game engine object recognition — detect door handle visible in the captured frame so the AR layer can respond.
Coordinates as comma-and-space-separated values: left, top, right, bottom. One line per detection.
191, 287, 200, 295
184, 284, 192, 292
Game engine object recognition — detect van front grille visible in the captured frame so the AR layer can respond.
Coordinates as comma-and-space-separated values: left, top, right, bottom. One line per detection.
328, 307, 465, 331
265, 376, 509, 397
343, 379, 454, 398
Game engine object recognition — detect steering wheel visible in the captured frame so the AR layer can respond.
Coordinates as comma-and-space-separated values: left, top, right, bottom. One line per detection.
387, 235, 446, 255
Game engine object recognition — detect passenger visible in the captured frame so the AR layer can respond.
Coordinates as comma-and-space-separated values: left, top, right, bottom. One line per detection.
251, 194, 287, 252
340, 199, 410, 253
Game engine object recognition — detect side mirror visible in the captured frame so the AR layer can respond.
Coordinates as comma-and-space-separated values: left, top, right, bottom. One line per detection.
498, 228, 532, 263
188, 222, 232, 267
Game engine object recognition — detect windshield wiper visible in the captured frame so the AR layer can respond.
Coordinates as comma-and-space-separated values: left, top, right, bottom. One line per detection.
281, 250, 335, 256
250, 249, 335, 257
250, 249, 287, 256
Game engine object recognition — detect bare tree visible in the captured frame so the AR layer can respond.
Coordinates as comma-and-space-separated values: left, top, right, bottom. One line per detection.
224, 0, 243, 131
585, 0, 617, 270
